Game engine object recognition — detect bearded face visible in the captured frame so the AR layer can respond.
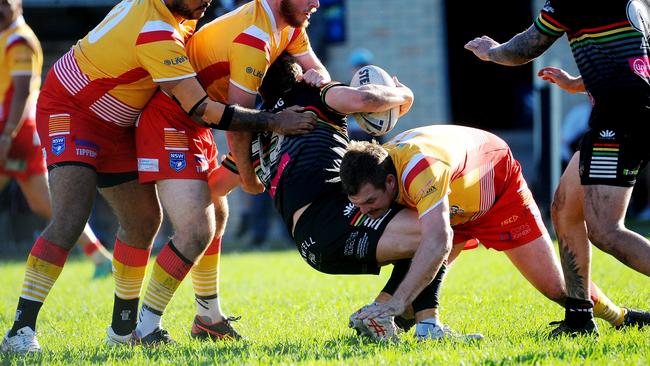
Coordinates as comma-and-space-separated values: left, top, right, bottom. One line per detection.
168, 0, 211, 20
280, 0, 318, 28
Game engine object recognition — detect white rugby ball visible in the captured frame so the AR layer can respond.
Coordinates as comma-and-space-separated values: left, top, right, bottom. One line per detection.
349, 65, 400, 136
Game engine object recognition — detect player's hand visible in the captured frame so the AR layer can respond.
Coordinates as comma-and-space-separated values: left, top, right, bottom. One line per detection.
355, 298, 406, 319
0, 135, 12, 167
298, 69, 330, 87
239, 172, 265, 194
537, 67, 586, 93
270, 106, 317, 135
464, 36, 500, 61
393, 76, 414, 117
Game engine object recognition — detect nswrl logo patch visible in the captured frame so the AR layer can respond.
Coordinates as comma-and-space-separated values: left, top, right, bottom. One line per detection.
169, 152, 186, 172
51, 136, 65, 156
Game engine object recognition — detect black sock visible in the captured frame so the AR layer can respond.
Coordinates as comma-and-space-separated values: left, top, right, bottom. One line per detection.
111, 295, 139, 336
381, 259, 411, 295
412, 264, 447, 313
565, 297, 594, 328
9, 297, 43, 336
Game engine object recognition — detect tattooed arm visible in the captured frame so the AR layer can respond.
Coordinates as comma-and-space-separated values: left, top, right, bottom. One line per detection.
464, 25, 558, 66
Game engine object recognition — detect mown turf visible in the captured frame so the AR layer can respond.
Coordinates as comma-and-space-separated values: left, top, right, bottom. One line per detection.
1, 246, 648, 365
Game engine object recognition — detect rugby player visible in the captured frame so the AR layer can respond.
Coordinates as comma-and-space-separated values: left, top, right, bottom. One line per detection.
1, 0, 314, 354
132, 0, 326, 344
464, 0, 650, 336
0, 0, 111, 280
219, 54, 648, 341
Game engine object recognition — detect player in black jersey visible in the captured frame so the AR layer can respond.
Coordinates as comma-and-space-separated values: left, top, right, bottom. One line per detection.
465, 0, 650, 336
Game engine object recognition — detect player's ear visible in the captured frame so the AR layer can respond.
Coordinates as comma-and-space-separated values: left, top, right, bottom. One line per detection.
385, 174, 397, 191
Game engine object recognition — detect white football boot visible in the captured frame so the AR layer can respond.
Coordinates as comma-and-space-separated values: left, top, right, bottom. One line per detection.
1, 327, 41, 354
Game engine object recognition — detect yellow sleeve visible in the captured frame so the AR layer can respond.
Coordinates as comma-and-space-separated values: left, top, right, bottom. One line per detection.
402, 155, 451, 218
228, 39, 269, 94
286, 28, 310, 56
6, 41, 34, 76
135, 28, 195, 82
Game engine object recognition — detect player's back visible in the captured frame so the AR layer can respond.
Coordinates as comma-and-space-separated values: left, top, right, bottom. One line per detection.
386, 125, 511, 225
187, 0, 310, 102
0, 16, 42, 123
536, 0, 650, 99
52, 0, 196, 127
252, 82, 348, 225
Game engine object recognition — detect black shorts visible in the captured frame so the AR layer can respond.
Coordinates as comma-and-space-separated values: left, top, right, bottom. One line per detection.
292, 190, 403, 275
579, 105, 650, 187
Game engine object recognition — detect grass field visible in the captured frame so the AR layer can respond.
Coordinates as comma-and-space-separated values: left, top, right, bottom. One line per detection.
0, 245, 649, 365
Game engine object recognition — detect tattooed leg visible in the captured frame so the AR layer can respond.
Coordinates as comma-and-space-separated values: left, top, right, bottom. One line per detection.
551, 153, 592, 300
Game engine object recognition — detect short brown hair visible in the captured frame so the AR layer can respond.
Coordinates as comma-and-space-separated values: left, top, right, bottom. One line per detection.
258, 52, 301, 107
340, 140, 396, 195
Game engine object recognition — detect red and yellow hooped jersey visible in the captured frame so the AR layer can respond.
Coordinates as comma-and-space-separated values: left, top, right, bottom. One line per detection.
187, 0, 311, 102
0, 16, 42, 127
52, 0, 197, 127
385, 125, 510, 226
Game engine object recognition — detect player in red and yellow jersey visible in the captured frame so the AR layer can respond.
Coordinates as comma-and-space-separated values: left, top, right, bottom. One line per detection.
2, 0, 315, 354
0, 1, 113, 285
134, 0, 326, 343
340, 125, 649, 339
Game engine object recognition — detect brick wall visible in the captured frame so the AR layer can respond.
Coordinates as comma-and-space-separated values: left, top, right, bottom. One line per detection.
324, 0, 450, 137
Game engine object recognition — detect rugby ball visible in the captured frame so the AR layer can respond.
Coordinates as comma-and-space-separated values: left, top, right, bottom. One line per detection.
349, 65, 400, 136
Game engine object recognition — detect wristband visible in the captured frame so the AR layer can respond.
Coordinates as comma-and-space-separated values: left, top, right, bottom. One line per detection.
217, 104, 235, 131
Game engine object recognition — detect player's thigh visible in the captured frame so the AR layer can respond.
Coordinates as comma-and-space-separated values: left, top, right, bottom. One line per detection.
504, 234, 565, 300
583, 185, 633, 229
156, 178, 215, 241
16, 173, 52, 219
376, 208, 420, 263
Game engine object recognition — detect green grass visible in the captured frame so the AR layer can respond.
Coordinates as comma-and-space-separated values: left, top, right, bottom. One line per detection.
1, 246, 649, 365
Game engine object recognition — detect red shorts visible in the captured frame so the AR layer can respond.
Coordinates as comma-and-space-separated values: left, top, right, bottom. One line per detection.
0, 119, 47, 181
452, 150, 547, 252
36, 70, 137, 173
136, 91, 218, 184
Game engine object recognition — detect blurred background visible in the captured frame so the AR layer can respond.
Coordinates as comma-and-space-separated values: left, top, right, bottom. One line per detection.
3, 0, 650, 257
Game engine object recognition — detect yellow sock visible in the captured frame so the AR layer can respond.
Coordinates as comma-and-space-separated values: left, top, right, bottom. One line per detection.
591, 282, 626, 327
21, 237, 69, 302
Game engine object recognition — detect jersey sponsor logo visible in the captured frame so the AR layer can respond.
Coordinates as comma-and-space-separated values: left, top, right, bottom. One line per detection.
74, 138, 99, 149
300, 237, 317, 265
599, 130, 616, 139
76, 148, 97, 158
628, 56, 650, 77
51, 136, 65, 156
343, 202, 357, 218
419, 183, 437, 199
163, 55, 188, 66
501, 215, 519, 226
138, 158, 159, 172
245, 66, 265, 78
169, 152, 186, 172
